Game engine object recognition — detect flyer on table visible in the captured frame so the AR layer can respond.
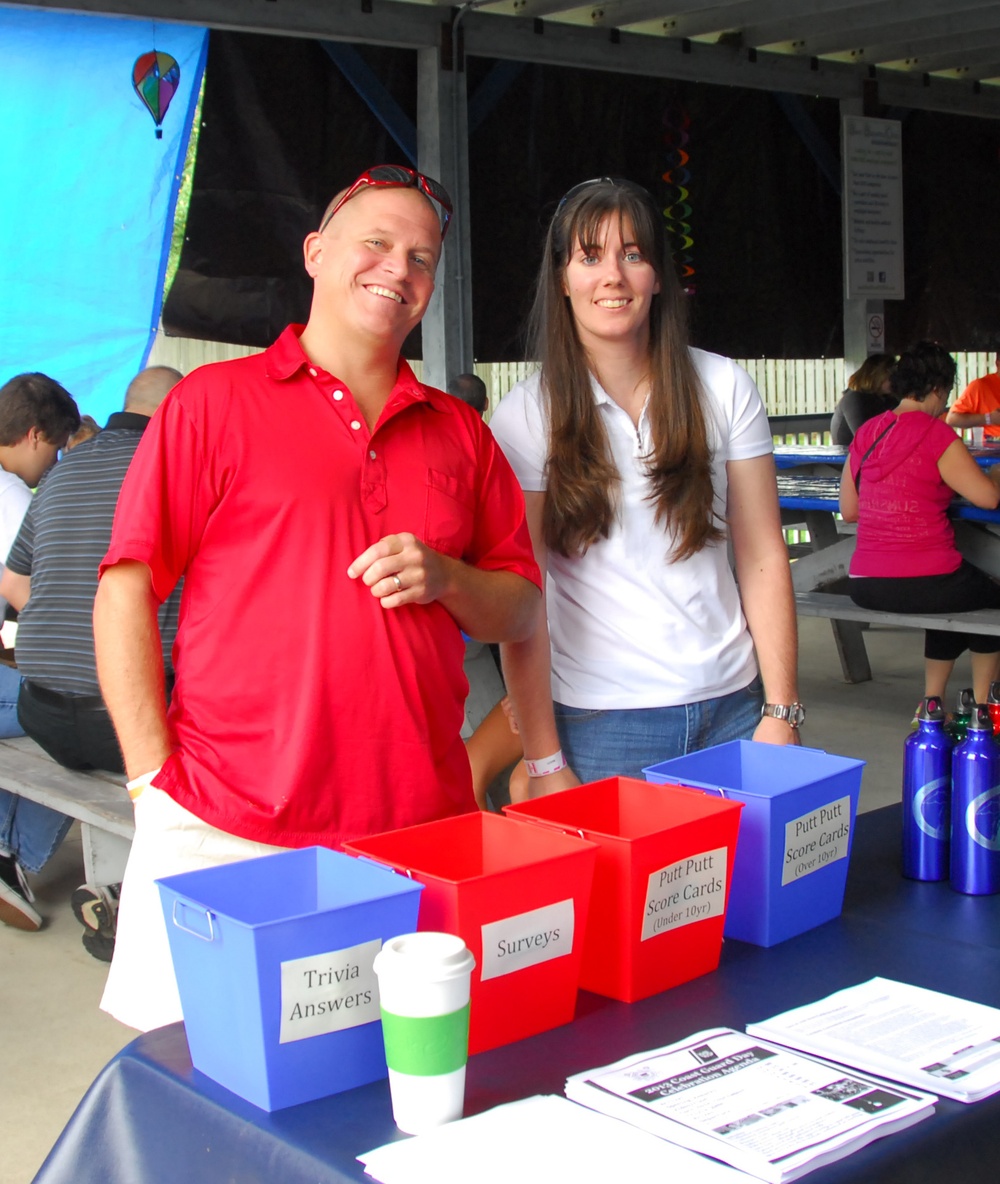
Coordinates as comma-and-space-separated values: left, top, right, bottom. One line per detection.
565, 1028, 934, 1184
747, 978, 1000, 1103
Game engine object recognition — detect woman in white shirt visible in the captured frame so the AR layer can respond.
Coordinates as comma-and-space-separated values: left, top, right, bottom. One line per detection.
489, 177, 801, 794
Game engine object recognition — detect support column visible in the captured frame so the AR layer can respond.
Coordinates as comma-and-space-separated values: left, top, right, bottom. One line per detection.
418, 33, 473, 391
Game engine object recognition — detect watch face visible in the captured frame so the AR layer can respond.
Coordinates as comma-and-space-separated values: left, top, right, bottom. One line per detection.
789, 704, 806, 727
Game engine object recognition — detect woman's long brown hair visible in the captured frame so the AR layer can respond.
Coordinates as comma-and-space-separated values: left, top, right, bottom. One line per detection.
528, 179, 723, 561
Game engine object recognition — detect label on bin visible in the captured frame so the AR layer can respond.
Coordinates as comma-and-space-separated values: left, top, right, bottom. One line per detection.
479, 898, 575, 981
279, 937, 382, 1043
781, 796, 852, 886
641, 847, 728, 941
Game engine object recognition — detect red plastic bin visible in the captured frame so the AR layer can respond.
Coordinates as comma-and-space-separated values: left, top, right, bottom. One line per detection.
344, 811, 597, 1054
504, 776, 743, 1003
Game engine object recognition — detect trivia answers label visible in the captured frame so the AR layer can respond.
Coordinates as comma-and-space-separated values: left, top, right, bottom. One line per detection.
279, 938, 381, 1043
480, 898, 575, 981
782, 796, 852, 885
641, 847, 728, 941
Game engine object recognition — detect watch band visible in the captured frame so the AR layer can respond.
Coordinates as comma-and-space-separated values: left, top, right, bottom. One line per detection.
761, 702, 806, 728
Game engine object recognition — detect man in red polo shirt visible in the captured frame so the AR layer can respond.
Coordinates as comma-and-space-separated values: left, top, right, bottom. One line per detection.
93, 167, 541, 1031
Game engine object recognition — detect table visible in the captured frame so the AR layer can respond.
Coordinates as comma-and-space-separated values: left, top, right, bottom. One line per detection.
774, 442, 1000, 473
33, 805, 1000, 1184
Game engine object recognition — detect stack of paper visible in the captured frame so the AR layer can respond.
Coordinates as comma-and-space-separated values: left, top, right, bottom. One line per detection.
746, 977, 1000, 1104
358, 1094, 753, 1184
564, 1028, 934, 1183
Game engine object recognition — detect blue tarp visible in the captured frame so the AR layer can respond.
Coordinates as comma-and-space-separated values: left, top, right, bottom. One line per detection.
0, 8, 207, 424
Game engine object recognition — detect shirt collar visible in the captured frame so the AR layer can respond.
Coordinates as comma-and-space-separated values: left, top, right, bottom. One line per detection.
104, 411, 151, 432
588, 372, 652, 423
263, 325, 314, 381
264, 324, 448, 413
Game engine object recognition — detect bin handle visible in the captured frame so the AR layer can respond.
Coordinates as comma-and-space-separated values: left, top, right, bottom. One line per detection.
675, 783, 728, 799
353, 855, 414, 878
507, 814, 588, 841
171, 900, 217, 942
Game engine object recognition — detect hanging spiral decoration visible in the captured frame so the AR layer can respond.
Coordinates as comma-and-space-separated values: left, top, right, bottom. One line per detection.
661, 106, 694, 295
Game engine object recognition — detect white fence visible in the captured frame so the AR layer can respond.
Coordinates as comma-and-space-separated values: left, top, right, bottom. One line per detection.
147, 332, 996, 423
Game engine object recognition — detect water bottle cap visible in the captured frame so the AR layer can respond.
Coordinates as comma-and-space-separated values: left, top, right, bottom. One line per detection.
969, 703, 992, 730
918, 696, 945, 721
958, 687, 976, 712
990, 681, 1000, 705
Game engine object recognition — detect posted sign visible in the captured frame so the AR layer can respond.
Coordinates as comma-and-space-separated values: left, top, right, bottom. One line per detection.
842, 116, 904, 299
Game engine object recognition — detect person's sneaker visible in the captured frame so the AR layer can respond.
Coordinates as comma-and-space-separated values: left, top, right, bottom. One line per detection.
81, 928, 115, 963
0, 853, 42, 931
71, 882, 120, 940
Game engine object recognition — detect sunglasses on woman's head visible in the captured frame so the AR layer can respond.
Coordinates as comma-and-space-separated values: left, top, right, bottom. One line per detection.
557, 176, 650, 209
319, 165, 453, 238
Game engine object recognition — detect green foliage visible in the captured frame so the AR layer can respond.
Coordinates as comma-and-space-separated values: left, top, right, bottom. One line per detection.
163, 75, 205, 301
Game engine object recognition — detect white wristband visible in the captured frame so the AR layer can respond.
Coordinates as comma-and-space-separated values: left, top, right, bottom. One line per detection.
987, 412, 992, 426
126, 766, 162, 802
524, 750, 567, 778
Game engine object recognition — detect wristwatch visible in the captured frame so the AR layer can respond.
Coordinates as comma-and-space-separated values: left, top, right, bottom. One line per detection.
761, 702, 806, 728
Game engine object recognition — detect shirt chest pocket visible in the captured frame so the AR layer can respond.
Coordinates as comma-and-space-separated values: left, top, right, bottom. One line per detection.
424, 468, 475, 558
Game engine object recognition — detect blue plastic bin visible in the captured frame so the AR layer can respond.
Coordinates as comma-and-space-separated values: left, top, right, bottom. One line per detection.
157, 846, 423, 1111
644, 741, 865, 947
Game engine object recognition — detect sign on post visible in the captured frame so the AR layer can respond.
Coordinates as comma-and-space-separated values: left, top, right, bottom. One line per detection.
842, 116, 904, 300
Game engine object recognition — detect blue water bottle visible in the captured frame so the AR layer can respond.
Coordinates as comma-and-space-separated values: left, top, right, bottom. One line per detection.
950, 704, 1000, 895
902, 696, 952, 881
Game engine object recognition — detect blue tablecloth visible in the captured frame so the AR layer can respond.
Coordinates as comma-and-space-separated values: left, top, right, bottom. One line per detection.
33, 806, 1000, 1184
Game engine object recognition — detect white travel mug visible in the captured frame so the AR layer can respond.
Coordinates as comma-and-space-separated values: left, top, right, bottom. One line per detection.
372, 932, 475, 1135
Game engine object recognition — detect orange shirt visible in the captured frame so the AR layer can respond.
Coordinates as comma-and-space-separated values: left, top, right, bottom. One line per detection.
951, 371, 1000, 438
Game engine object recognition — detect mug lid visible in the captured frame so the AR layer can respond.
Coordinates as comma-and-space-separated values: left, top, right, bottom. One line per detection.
373, 931, 475, 981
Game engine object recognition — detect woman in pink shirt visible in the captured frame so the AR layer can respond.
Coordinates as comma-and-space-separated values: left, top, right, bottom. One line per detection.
839, 342, 1000, 703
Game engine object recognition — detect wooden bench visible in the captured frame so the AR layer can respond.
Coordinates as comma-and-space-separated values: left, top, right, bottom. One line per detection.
0, 735, 132, 884
794, 591, 1000, 684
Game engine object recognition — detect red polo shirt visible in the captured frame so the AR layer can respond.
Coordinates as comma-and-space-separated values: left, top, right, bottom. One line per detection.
102, 326, 540, 848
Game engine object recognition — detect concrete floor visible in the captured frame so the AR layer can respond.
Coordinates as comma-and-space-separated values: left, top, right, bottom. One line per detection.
2, 616, 959, 1184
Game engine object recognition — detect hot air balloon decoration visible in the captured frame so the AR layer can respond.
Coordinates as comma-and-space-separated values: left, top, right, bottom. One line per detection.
132, 50, 180, 139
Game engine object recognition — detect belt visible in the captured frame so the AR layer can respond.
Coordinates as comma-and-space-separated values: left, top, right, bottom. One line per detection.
23, 680, 107, 711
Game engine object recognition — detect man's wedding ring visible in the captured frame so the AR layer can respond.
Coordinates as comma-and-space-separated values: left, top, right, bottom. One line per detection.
392, 575, 402, 592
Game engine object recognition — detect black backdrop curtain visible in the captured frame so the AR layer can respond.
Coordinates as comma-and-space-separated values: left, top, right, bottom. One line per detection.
163, 30, 1000, 361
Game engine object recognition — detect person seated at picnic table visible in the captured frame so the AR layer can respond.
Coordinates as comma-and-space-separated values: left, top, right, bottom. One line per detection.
839, 341, 1000, 706
829, 353, 897, 445
0, 367, 182, 955
489, 175, 802, 794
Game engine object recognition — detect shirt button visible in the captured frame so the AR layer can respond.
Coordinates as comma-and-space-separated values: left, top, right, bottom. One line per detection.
350, 420, 361, 431
308, 367, 317, 377
333, 390, 344, 401
369, 449, 377, 460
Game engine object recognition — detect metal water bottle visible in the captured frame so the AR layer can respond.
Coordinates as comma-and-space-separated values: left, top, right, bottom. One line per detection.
989, 681, 1000, 736
947, 687, 976, 744
950, 704, 1000, 895
902, 696, 952, 881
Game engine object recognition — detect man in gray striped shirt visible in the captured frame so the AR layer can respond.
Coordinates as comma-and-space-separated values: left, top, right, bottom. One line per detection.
0, 367, 181, 949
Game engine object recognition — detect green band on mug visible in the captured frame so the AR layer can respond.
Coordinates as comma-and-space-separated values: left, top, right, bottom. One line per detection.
380, 1003, 470, 1076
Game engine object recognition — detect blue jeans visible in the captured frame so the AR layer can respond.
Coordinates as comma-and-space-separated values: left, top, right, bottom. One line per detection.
555, 677, 763, 783
0, 661, 24, 739
0, 663, 72, 873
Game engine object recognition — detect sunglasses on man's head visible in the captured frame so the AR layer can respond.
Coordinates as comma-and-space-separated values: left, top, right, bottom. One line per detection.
319, 165, 453, 238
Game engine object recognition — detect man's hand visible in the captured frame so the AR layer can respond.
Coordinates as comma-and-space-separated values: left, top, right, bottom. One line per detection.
348, 532, 446, 607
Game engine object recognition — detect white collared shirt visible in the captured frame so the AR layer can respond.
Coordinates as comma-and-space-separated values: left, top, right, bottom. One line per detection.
489, 349, 772, 709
